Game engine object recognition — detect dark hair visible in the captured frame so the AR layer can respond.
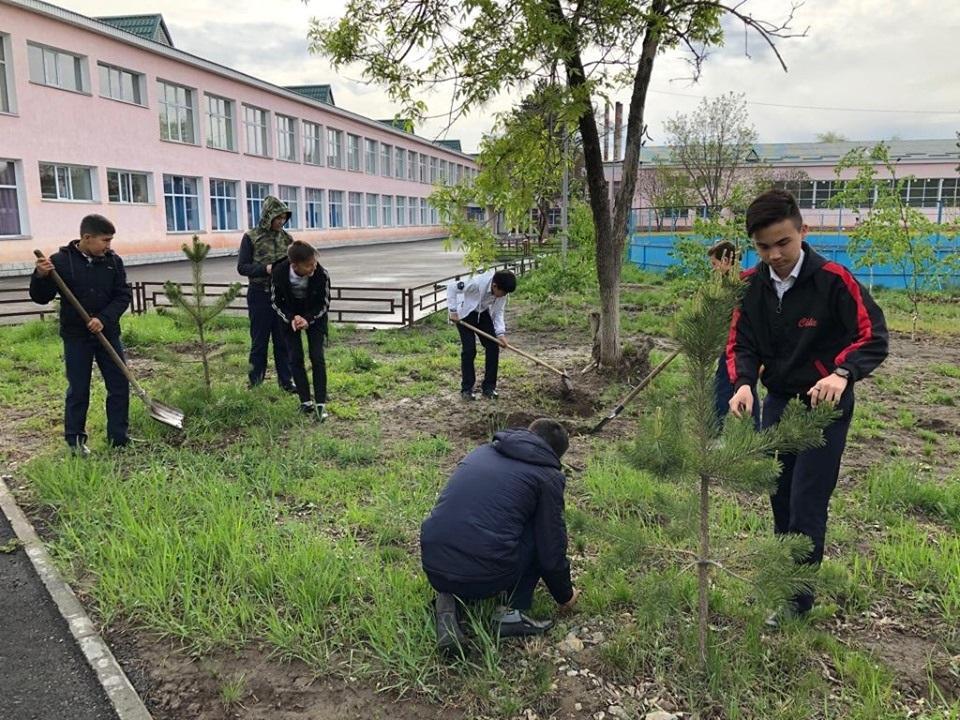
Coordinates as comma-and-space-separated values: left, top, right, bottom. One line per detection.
707, 241, 737, 260
288, 240, 316, 264
79, 214, 116, 237
745, 189, 803, 237
492, 270, 517, 293
528, 418, 569, 458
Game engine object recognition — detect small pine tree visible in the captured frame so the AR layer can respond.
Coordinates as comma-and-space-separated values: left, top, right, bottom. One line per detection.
628, 273, 838, 669
163, 236, 242, 392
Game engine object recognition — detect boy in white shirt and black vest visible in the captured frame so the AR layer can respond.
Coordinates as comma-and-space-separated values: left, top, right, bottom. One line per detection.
446, 269, 517, 400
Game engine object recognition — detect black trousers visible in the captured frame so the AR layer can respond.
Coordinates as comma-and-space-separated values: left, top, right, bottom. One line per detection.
456, 310, 499, 394
762, 388, 855, 612
246, 285, 293, 388
281, 322, 327, 404
425, 526, 540, 611
62, 331, 129, 446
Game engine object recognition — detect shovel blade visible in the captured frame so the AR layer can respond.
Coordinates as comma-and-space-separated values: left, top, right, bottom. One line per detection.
147, 399, 185, 430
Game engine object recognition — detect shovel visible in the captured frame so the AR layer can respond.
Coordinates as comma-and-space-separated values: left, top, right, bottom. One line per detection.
34, 250, 185, 430
590, 348, 680, 434
457, 320, 574, 394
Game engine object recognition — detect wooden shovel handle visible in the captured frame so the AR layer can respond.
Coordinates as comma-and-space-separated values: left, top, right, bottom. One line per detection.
33, 249, 143, 395
457, 320, 569, 379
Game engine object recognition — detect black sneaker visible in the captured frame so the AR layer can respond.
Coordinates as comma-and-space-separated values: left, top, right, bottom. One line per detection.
281, 383, 298, 394
435, 592, 466, 652
299, 401, 316, 414
482, 389, 499, 399
68, 443, 91, 458
496, 609, 553, 638
315, 403, 329, 423
460, 391, 477, 402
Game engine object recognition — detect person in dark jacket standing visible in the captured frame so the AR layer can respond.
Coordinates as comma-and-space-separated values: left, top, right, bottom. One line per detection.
30, 214, 132, 456
237, 195, 295, 392
271, 241, 331, 421
420, 418, 579, 650
727, 189, 889, 626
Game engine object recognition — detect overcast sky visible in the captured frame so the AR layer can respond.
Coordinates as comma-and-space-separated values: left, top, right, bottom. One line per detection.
63, 0, 960, 154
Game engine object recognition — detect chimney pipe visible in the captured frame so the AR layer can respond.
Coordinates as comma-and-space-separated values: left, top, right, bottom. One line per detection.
603, 102, 610, 162
614, 102, 623, 162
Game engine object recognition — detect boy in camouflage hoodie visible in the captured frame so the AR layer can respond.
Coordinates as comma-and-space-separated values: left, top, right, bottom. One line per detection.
237, 196, 296, 391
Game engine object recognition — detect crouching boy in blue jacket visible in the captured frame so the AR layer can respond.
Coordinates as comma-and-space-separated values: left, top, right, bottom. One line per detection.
420, 418, 579, 650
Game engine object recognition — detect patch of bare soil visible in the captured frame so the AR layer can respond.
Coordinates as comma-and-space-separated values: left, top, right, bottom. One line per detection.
108, 631, 462, 720
855, 628, 960, 704
842, 330, 960, 478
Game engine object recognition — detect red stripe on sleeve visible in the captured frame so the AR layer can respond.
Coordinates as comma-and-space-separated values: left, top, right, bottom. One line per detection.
822, 262, 872, 366
725, 306, 741, 383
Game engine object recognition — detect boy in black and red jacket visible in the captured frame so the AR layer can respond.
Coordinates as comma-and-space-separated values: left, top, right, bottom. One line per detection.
727, 189, 888, 626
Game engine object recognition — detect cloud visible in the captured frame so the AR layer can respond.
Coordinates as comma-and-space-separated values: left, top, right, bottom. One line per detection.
62, 0, 960, 151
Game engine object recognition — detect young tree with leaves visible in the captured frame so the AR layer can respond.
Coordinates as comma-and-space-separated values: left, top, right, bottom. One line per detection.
308, 0, 805, 366
831, 142, 960, 336
164, 236, 242, 392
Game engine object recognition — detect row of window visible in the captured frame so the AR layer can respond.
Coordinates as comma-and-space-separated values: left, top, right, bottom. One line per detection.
774, 178, 960, 209
0, 33, 476, 184
0, 159, 445, 237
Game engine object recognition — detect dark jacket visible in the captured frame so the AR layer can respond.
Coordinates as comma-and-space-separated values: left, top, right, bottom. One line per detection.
270, 258, 331, 333
420, 429, 574, 604
237, 195, 294, 290
726, 242, 889, 397
29, 240, 131, 338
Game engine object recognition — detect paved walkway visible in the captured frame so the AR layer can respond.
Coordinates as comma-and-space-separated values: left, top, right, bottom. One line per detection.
0, 508, 118, 720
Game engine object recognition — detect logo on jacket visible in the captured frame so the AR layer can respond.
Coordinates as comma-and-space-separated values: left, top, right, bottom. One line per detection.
798, 317, 818, 328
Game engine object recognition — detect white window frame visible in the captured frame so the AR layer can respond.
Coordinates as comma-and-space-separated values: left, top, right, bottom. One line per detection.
276, 115, 298, 163
209, 178, 239, 231
407, 150, 417, 181
243, 104, 270, 157
163, 174, 202, 233
396, 196, 406, 227
381, 143, 393, 177
328, 190, 344, 228
420, 197, 429, 225
347, 134, 361, 172
303, 121, 324, 166
98, 62, 145, 106
381, 195, 393, 228
39, 163, 96, 202
305, 188, 325, 229
27, 42, 88, 94
348, 191, 363, 227
157, 80, 197, 144
246, 182, 272, 228
0, 34, 15, 114
408, 195, 418, 226
395, 147, 406, 180
364, 138, 378, 175
205, 93, 236, 151
0, 159, 27, 236
107, 169, 151, 204
327, 128, 343, 169
279, 185, 300, 229
419, 154, 428, 183
365, 193, 379, 227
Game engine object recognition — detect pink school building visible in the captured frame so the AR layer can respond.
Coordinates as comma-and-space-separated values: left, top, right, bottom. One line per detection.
0, 0, 479, 274
604, 139, 960, 229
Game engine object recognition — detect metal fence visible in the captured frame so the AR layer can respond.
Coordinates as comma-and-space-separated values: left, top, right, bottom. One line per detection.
0, 255, 542, 327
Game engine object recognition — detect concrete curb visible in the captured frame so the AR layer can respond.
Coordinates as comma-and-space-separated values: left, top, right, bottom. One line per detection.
0, 478, 152, 720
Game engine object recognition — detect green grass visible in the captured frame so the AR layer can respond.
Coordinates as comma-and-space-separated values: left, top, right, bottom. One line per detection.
2, 269, 959, 718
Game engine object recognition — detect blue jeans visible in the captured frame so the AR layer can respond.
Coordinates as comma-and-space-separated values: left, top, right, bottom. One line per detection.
62, 332, 129, 447
246, 285, 293, 388
715, 355, 760, 430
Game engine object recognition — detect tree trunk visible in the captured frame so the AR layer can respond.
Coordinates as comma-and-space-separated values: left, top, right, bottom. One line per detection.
698, 471, 710, 669
199, 323, 211, 392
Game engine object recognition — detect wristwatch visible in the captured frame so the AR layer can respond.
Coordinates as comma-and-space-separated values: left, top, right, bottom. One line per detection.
833, 367, 851, 380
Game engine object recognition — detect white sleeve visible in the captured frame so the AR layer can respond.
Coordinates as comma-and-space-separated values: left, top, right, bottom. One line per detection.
492, 297, 507, 336
446, 280, 460, 315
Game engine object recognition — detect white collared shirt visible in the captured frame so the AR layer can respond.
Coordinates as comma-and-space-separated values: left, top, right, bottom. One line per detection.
446, 269, 508, 336
289, 264, 310, 299
770, 248, 805, 300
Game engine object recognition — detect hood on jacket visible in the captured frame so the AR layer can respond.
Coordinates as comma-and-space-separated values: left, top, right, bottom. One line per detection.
249, 195, 293, 241
491, 428, 561, 469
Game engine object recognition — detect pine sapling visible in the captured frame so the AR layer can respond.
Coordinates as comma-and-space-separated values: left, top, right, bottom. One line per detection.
163, 236, 242, 392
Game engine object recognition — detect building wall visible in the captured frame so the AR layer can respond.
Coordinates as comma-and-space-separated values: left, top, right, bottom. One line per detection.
0, 0, 478, 271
